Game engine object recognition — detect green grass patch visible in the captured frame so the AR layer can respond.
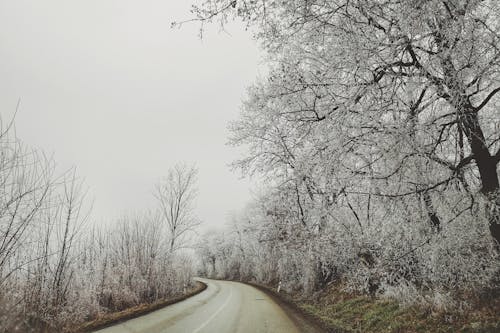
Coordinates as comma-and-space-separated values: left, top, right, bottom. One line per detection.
299, 295, 499, 333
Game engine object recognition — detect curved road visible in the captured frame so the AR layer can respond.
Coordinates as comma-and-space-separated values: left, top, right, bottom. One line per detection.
94, 278, 311, 333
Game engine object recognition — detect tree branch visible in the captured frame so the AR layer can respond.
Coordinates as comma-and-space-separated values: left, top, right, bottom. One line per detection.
474, 86, 500, 112
494, 148, 500, 164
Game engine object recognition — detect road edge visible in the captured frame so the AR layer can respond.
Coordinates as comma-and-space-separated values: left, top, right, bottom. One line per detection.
74, 280, 207, 333
243, 282, 338, 333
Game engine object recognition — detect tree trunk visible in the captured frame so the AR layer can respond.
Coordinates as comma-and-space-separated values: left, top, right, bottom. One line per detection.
439, 49, 500, 245
457, 102, 500, 245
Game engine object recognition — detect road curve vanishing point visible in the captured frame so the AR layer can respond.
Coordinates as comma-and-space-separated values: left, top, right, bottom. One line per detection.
93, 278, 306, 333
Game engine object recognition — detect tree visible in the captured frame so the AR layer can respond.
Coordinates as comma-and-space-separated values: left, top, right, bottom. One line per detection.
50, 170, 90, 309
188, 0, 500, 302
155, 164, 200, 252
0, 130, 53, 286
193, 0, 500, 245
0, 115, 197, 331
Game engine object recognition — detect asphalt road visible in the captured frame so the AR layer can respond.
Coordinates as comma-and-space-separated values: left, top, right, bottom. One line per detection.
94, 278, 306, 333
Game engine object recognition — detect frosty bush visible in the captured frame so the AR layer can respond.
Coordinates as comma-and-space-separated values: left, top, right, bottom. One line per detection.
0, 124, 198, 332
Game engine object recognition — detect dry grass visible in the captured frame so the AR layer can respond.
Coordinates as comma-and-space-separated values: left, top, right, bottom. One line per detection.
297, 283, 500, 333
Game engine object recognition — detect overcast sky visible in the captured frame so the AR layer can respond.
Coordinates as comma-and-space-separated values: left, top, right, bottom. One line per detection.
0, 0, 264, 229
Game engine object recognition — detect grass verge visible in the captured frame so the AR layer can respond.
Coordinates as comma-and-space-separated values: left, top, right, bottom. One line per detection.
248, 282, 499, 333
299, 285, 499, 333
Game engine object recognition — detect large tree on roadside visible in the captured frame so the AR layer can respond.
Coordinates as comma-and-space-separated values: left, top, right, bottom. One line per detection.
192, 0, 500, 244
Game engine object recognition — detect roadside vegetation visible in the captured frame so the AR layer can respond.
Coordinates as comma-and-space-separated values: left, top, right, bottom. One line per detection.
191, 0, 500, 332
75, 281, 206, 333
0, 120, 199, 333
3, 1, 500, 332
298, 284, 499, 332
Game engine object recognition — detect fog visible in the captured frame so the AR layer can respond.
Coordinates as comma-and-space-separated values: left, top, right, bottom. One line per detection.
0, 0, 263, 228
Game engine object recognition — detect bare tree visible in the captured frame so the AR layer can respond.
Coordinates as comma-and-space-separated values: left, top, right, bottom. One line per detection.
0, 114, 197, 331
0, 132, 53, 286
50, 170, 90, 308
155, 164, 200, 252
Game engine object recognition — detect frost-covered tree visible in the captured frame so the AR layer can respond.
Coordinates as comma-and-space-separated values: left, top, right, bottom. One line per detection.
155, 163, 200, 252
0, 117, 197, 332
191, 0, 500, 304
192, 0, 500, 246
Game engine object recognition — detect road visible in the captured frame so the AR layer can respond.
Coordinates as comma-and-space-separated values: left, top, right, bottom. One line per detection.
94, 278, 312, 333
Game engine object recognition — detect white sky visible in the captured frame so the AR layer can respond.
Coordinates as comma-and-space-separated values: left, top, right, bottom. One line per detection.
0, 0, 264, 229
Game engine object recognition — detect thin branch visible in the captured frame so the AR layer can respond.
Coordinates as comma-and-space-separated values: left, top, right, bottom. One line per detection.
474, 86, 500, 112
